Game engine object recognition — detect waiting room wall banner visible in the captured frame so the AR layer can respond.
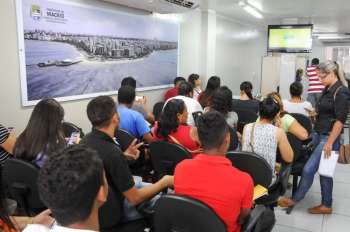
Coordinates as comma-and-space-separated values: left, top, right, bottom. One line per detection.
15, 0, 179, 106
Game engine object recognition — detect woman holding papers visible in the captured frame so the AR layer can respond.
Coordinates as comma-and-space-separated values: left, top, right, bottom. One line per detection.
279, 60, 350, 214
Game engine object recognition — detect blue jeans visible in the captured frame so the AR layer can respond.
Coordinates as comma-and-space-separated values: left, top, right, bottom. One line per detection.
122, 178, 162, 222
292, 133, 340, 208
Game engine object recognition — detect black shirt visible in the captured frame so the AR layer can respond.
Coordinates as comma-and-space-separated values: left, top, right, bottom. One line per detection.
314, 81, 350, 134
81, 128, 135, 227
232, 99, 260, 114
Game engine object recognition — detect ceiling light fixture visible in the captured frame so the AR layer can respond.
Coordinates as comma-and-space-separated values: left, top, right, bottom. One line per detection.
238, 0, 263, 19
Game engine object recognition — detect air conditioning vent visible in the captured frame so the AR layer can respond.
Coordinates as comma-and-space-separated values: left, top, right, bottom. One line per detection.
164, 0, 195, 8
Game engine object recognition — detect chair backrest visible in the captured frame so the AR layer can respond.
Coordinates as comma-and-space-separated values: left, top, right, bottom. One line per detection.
228, 126, 239, 151
150, 141, 191, 179
2, 158, 46, 215
290, 113, 312, 134
154, 194, 227, 232
62, 121, 85, 138
153, 102, 165, 122
115, 129, 136, 152
226, 151, 272, 189
235, 109, 258, 133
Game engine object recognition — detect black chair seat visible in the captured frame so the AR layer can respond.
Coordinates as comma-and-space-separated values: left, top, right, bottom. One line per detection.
150, 141, 191, 180
115, 129, 136, 152
154, 194, 227, 232
226, 151, 272, 189
2, 158, 46, 215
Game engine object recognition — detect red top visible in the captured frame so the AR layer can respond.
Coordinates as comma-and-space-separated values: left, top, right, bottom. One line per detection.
164, 87, 178, 101
307, 65, 325, 93
174, 154, 254, 232
0, 219, 16, 232
153, 123, 201, 157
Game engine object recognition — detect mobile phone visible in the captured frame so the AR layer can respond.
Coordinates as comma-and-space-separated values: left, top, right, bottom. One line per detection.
68, 132, 80, 145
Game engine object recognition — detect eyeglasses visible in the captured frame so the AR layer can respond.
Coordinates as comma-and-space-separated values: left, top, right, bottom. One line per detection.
318, 72, 330, 79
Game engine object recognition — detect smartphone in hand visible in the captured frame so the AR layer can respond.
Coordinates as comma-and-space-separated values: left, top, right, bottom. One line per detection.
68, 132, 80, 145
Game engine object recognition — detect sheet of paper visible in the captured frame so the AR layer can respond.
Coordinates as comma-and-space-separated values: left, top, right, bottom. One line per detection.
318, 151, 339, 178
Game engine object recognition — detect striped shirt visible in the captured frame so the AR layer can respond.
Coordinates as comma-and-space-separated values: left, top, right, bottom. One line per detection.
0, 124, 11, 164
307, 65, 325, 93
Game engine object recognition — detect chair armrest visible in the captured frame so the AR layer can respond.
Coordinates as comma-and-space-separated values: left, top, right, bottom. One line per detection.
241, 205, 266, 232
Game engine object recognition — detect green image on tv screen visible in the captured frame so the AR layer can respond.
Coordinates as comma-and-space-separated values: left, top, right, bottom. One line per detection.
269, 28, 312, 49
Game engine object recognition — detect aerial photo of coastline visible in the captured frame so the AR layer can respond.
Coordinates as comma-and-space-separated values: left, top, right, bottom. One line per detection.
21, 0, 178, 102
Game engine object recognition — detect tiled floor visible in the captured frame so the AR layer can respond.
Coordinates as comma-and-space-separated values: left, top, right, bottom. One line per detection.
273, 162, 350, 232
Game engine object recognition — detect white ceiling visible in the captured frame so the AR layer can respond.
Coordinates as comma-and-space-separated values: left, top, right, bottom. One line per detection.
207, 0, 350, 34
103, 0, 350, 35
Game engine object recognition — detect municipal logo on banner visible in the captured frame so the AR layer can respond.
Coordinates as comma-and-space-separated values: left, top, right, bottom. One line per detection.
30, 4, 42, 20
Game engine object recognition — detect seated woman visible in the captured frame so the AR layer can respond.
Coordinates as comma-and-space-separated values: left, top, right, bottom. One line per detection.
152, 99, 201, 156
198, 76, 220, 108
14, 99, 66, 167
232, 81, 260, 114
242, 97, 294, 183
267, 92, 309, 141
283, 82, 313, 117
0, 124, 16, 165
205, 86, 238, 128
188, 73, 202, 100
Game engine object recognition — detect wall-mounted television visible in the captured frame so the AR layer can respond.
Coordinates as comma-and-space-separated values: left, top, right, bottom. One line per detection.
267, 24, 313, 53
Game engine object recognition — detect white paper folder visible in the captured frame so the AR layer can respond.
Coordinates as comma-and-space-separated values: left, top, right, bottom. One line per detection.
318, 151, 339, 178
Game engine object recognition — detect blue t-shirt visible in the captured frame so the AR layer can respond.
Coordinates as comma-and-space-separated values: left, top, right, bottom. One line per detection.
117, 105, 150, 139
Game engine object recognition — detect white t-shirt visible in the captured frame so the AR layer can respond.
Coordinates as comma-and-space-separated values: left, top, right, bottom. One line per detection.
165, 95, 203, 126
283, 99, 313, 117
23, 224, 97, 232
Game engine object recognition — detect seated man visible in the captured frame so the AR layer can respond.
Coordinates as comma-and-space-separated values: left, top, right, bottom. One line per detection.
24, 145, 108, 232
174, 111, 254, 232
117, 85, 154, 143
121, 77, 155, 124
81, 96, 173, 226
164, 76, 186, 101
166, 82, 203, 126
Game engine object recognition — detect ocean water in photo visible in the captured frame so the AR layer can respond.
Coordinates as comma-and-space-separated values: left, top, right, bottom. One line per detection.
25, 40, 177, 101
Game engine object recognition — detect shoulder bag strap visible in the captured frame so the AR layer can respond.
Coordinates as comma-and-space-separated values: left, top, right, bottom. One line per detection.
249, 123, 256, 154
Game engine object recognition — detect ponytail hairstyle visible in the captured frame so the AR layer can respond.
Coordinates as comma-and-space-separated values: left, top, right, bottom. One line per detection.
266, 92, 286, 116
240, 81, 253, 100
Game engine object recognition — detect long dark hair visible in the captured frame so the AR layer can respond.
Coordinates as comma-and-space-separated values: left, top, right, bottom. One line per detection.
203, 76, 220, 98
157, 99, 186, 139
211, 86, 233, 116
188, 74, 199, 87
0, 167, 15, 229
14, 99, 66, 162
240, 81, 253, 100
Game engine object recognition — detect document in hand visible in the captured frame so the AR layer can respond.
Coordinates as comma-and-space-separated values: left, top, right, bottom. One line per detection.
318, 151, 339, 178
253, 185, 268, 201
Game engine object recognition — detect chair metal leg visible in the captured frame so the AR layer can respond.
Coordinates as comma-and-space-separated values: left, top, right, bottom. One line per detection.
292, 175, 299, 197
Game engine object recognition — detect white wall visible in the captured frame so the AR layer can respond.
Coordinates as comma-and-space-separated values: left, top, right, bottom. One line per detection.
215, 15, 267, 95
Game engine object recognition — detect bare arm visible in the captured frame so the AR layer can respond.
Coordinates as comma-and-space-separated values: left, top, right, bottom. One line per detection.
237, 208, 251, 225
0, 133, 16, 154
143, 132, 155, 144
288, 120, 308, 141
123, 175, 173, 206
277, 128, 294, 163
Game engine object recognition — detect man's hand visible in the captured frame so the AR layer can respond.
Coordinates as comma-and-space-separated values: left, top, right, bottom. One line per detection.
124, 139, 143, 160
159, 175, 174, 189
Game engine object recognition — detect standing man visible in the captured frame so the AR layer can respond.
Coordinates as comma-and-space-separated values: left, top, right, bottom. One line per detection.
306, 58, 324, 107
